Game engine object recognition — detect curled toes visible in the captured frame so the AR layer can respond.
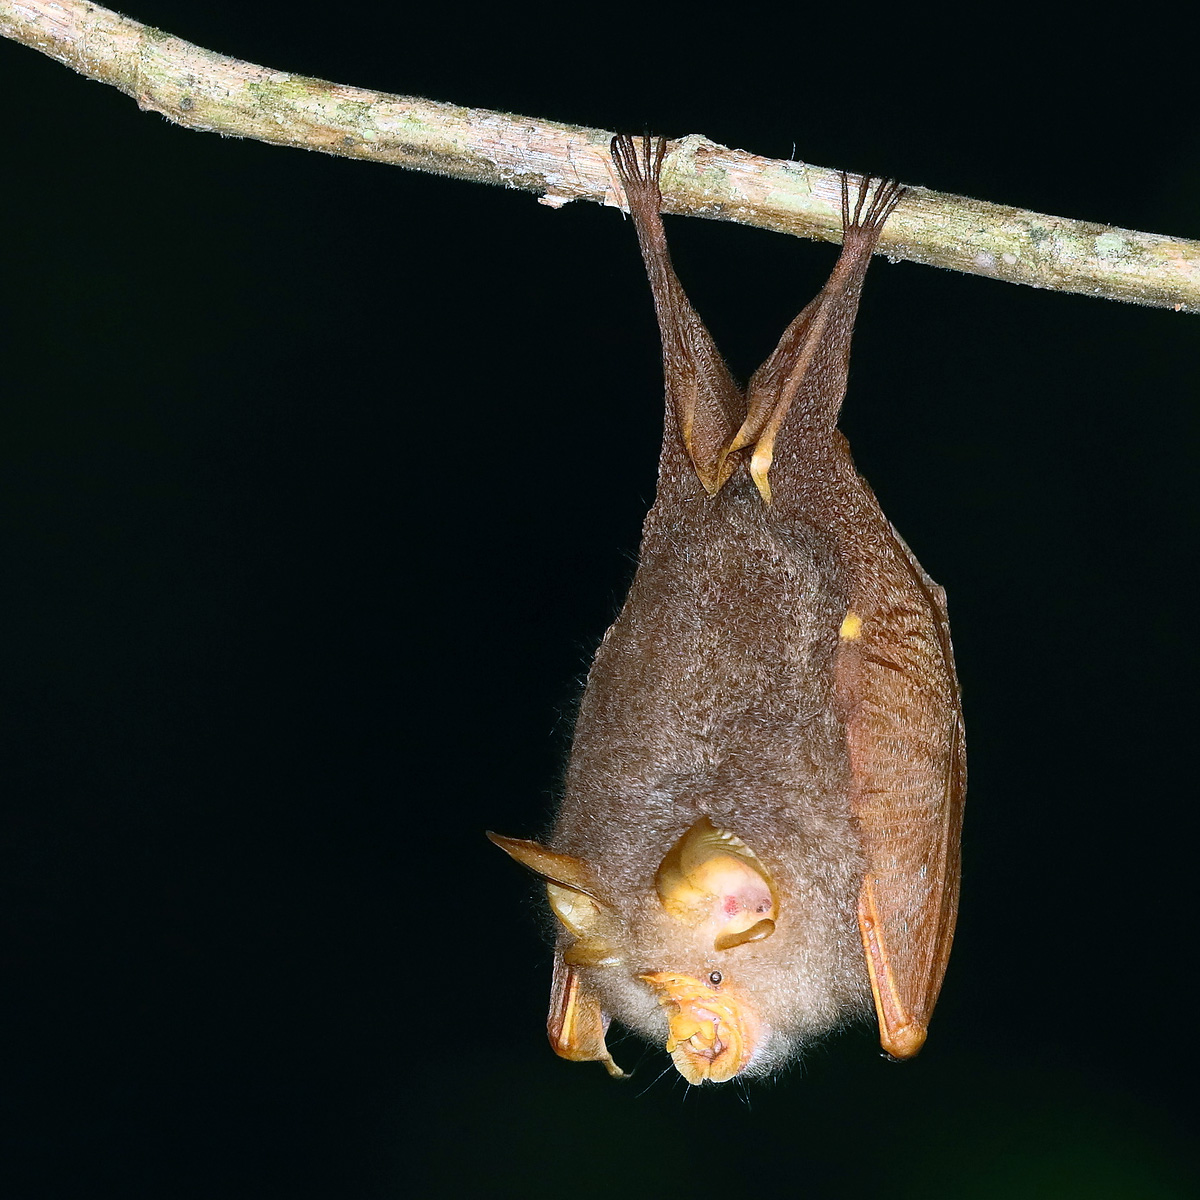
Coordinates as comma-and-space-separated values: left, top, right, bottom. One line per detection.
610, 133, 668, 199
840, 173, 907, 232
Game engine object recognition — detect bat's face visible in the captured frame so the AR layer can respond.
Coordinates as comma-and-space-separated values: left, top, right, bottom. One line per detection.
490, 812, 871, 1083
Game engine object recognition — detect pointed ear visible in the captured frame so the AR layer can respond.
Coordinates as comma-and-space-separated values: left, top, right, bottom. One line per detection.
545, 882, 615, 946
655, 817, 778, 948
489, 834, 619, 949
485, 832, 605, 900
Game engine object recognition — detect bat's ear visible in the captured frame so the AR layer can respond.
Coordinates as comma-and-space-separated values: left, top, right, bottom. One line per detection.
489, 832, 628, 1076
655, 817, 778, 951
486, 832, 617, 948
486, 832, 604, 898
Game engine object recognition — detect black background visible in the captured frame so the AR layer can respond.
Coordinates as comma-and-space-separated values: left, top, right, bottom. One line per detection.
3, 3, 1197, 1197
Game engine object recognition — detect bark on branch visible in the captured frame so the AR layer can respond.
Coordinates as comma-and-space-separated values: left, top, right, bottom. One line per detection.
3, 0, 1197, 314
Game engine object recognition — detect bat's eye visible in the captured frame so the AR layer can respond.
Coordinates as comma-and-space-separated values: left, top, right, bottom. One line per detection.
708, 971, 723, 987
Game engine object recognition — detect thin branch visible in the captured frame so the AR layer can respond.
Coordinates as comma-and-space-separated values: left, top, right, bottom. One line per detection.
3, 0, 1197, 314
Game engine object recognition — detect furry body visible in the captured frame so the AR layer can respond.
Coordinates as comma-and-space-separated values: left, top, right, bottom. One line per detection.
490, 138, 963, 1081
554, 466, 873, 1071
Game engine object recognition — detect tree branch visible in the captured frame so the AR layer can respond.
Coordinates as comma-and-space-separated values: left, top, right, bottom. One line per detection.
3, 0, 1197, 314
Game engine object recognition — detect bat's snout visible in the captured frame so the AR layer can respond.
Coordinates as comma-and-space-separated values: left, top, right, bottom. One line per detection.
639, 972, 760, 1084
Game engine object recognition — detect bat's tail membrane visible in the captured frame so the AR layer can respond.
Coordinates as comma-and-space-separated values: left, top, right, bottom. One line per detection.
732, 174, 907, 504
610, 135, 746, 496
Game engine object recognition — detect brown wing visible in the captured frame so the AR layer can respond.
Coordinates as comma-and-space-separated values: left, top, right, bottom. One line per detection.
836, 536, 965, 1058
547, 950, 626, 1078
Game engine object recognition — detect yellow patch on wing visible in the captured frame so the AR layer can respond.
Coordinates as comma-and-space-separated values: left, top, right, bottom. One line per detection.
839, 610, 863, 640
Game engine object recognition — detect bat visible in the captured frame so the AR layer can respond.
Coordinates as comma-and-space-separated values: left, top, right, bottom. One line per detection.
489, 135, 964, 1084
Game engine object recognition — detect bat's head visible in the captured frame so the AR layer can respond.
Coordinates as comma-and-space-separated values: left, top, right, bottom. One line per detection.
488, 815, 863, 1083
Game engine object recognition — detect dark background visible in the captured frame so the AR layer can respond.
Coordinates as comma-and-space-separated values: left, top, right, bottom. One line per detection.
3, 3, 1197, 1197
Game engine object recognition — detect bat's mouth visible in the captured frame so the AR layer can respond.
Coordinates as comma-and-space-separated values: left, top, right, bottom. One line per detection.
639, 972, 759, 1083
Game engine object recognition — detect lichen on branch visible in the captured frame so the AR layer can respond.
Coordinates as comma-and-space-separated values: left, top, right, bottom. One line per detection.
2, 0, 1197, 313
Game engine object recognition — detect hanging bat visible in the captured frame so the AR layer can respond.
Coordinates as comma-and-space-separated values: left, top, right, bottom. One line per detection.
489, 135, 964, 1084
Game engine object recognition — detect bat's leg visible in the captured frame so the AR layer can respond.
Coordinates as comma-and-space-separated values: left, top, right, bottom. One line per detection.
610, 134, 744, 495
732, 175, 906, 503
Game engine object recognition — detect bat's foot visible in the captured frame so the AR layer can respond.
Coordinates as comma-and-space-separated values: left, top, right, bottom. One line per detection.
610, 133, 669, 214
839, 173, 907, 249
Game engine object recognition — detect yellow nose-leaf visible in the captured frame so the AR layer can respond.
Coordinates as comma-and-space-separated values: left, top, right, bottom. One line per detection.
639, 972, 759, 1083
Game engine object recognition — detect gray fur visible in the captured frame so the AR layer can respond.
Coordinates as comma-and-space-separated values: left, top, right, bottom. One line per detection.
553, 469, 872, 1069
